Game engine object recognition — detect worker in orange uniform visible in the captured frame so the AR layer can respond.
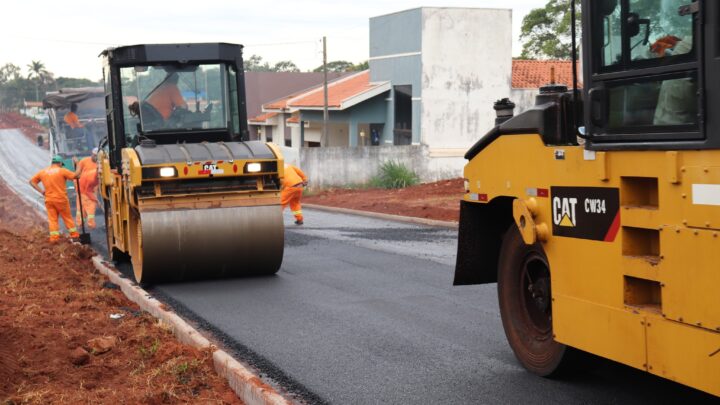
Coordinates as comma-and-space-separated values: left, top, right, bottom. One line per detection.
74, 147, 99, 229
64, 103, 83, 129
281, 163, 308, 225
29, 155, 81, 242
145, 73, 187, 122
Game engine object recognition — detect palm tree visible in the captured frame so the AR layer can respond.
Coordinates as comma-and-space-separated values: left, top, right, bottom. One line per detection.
27, 60, 54, 101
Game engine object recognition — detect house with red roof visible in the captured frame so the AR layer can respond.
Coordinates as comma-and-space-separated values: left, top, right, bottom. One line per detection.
248, 8, 578, 187
250, 70, 391, 148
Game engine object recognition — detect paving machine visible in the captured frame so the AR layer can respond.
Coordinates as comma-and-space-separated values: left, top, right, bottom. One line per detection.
98, 43, 285, 284
43, 87, 106, 171
455, 0, 719, 396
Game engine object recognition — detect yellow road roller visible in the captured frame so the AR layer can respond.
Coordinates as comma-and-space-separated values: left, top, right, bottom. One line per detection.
98, 43, 284, 284
455, 0, 719, 396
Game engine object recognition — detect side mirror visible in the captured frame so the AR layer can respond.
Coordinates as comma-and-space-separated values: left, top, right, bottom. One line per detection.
627, 13, 641, 37
599, 0, 618, 17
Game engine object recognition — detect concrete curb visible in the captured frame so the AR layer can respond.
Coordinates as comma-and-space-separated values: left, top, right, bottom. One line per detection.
304, 203, 459, 229
91, 256, 291, 405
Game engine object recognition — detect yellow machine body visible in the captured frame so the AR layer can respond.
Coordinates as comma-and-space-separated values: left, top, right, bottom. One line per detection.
461, 134, 720, 395
98, 142, 285, 284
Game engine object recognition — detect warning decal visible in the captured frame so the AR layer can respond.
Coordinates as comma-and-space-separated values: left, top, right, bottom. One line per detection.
551, 187, 620, 242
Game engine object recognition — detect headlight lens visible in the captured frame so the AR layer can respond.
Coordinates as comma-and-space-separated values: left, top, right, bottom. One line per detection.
159, 167, 176, 177
246, 162, 262, 173
464, 178, 470, 193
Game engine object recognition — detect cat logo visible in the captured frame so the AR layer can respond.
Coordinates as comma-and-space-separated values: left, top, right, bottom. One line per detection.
550, 187, 620, 242
553, 197, 577, 227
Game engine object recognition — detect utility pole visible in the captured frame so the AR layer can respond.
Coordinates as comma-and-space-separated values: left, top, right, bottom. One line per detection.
322, 36, 329, 147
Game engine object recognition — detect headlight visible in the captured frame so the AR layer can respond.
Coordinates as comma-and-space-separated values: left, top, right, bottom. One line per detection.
246, 162, 262, 173
159, 167, 177, 177
464, 178, 470, 193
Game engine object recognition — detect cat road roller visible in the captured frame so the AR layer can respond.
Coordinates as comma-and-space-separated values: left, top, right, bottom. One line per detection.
98, 43, 284, 284
455, 0, 720, 397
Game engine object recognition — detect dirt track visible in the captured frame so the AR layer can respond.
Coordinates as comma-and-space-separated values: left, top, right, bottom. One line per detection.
0, 179, 242, 404
304, 178, 463, 222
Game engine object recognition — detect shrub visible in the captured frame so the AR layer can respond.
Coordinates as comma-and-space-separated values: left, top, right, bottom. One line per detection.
370, 161, 419, 189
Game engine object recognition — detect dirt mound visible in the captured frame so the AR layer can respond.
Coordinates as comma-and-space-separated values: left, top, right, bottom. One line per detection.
0, 180, 242, 404
305, 178, 463, 222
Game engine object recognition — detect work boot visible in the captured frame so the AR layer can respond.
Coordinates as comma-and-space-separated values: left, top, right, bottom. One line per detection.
69, 232, 80, 239
294, 219, 304, 225
49, 235, 61, 243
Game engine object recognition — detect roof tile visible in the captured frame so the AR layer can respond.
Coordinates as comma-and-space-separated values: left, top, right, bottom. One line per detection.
287, 71, 381, 109
512, 60, 580, 89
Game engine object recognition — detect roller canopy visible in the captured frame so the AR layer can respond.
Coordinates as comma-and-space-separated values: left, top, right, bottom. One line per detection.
43, 87, 104, 109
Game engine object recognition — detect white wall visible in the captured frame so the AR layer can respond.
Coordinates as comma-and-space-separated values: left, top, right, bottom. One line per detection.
295, 145, 463, 189
420, 8, 513, 149
510, 88, 538, 115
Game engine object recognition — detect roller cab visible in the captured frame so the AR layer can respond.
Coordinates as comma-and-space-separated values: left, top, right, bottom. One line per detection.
455, 0, 720, 397
98, 43, 284, 284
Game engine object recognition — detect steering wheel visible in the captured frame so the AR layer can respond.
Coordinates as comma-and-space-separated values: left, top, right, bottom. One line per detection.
167, 107, 193, 127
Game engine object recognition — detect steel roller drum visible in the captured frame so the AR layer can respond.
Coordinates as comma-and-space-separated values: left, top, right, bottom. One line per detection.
135, 205, 284, 284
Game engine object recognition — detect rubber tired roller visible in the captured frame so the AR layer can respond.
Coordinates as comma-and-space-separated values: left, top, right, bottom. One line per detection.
98, 43, 284, 284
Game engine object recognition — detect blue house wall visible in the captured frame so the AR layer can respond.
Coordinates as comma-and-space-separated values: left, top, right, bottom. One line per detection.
301, 92, 388, 146
369, 8, 423, 144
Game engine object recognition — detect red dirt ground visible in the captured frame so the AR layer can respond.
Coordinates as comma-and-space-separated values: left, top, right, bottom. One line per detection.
0, 112, 47, 149
304, 178, 464, 222
0, 180, 242, 404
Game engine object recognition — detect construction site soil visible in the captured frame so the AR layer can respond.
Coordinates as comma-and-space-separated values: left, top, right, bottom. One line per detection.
305, 178, 463, 223
0, 181, 241, 404
0, 113, 47, 148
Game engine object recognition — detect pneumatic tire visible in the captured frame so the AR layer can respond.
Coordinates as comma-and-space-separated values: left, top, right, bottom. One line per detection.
497, 225, 570, 377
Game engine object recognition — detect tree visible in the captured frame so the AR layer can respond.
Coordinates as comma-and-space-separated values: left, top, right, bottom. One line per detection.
0, 63, 21, 84
519, 0, 581, 60
26, 60, 54, 101
313, 60, 354, 73
273, 61, 300, 72
244, 55, 273, 72
55, 77, 99, 89
352, 61, 369, 71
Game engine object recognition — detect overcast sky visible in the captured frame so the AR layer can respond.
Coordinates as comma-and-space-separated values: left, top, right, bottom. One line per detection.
0, 0, 545, 81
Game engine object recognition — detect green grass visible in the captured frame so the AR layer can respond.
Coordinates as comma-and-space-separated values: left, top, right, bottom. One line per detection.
369, 161, 419, 189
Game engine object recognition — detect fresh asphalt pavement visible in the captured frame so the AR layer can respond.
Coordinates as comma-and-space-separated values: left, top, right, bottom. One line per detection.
0, 128, 716, 404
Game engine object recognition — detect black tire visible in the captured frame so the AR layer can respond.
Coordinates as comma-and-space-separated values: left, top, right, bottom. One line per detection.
104, 198, 129, 263
497, 225, 569, 377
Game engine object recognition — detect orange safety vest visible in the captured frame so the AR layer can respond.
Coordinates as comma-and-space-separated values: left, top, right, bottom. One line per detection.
282, 164, 307, 189
30, 165, 76, 203
146, 84, 186, 120
64, 111, 83, 128
76, 157, 99, 199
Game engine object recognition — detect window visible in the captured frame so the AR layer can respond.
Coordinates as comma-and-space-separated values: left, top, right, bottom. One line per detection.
119, 64, 229, 139
590, 0, 700, 140
607, 73, 698, 131
629, 0, 694, 63
597, 0, 695, 70
228, 66, 240, 135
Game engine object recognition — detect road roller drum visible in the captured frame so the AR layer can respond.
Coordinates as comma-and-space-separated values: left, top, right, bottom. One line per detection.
132, 205, 284, 283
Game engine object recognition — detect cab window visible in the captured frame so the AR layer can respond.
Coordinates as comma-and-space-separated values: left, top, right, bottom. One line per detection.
597, 0, 696, 69
592, 0, 700, 137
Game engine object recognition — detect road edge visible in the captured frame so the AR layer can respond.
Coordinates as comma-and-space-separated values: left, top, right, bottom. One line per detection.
91, 256, 292, 405
304, 203, 459, 229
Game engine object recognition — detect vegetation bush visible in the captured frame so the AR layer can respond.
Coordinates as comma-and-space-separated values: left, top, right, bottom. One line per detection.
370, 161, 419, 189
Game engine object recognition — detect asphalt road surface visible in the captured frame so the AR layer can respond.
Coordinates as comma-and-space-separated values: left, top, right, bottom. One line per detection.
1, 128, 716, 404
